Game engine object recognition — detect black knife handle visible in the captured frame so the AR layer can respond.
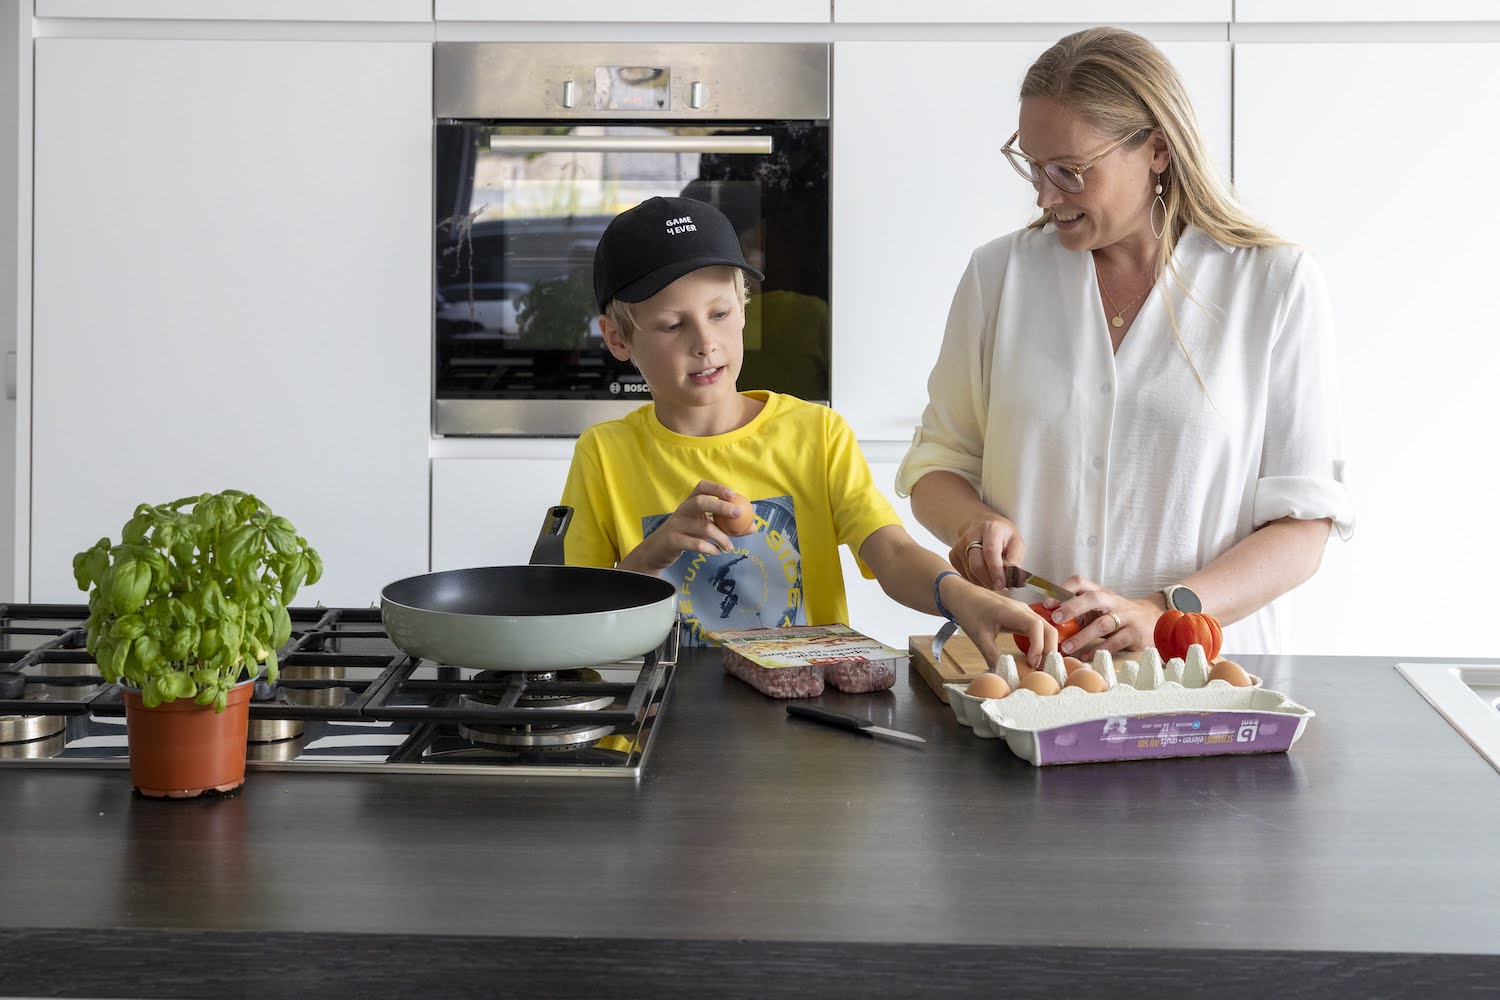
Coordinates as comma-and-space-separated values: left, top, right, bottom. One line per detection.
787, 704, 873, 734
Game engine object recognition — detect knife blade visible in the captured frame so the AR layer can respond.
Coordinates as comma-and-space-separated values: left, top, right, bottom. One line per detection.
1004, 565, 1074, 602
786, 704, 926, 745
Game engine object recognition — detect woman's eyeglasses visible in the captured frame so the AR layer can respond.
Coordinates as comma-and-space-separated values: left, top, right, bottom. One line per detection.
1001, 128, 1146, 194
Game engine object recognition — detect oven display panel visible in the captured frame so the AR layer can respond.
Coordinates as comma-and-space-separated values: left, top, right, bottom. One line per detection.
594, 66, 671, 111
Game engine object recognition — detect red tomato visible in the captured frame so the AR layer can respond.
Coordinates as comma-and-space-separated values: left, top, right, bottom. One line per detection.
1014, 601, 1080, 654
1153, 610, 1223, 661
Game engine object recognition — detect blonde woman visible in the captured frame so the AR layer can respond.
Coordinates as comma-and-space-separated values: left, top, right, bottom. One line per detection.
897, 27, 1355, 655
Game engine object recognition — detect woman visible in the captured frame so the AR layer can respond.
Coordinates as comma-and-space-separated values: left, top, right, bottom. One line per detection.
896, 27, 1354, 655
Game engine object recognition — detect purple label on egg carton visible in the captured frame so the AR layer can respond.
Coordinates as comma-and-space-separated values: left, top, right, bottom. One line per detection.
1034, 710, 1299, 765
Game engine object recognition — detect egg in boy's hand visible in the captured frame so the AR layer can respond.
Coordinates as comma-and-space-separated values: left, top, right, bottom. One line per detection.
714, 491, 755, 535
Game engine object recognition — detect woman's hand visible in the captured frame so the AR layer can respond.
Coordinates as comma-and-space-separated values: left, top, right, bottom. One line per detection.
1050, 576, 1162, 656
947, 515, 1026, 592
617, 480, 744, 575
945, 576, 1056, 670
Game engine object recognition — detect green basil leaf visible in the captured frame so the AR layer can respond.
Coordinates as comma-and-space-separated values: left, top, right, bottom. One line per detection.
197, 626, 222, 660
219, 616, 241, 655
109, 614, 146, 641
134, 633, 163, 671
107, 558, 152, 615
166, 627, 195, 661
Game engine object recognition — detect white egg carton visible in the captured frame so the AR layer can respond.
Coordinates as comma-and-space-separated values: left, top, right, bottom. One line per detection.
945, 646, 1314, 766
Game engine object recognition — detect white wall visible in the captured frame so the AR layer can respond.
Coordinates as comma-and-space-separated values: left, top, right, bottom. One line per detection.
0, 1, 26, 603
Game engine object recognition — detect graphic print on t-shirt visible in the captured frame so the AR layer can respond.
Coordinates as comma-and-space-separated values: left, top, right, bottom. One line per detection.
643, 495, 805, 646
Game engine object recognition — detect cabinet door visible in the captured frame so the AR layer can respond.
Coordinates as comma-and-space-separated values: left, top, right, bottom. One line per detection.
31, 38, 432, 606
37, 0, 431, 18
432, 458, 572, 571
1236, 43, 1500, 658
831, 40, 1230, 442
435, 0, 829, 21
835, 0, 1229, 21
1235, 0, 1494, 20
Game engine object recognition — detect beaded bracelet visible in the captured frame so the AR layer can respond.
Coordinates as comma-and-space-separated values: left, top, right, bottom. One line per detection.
933, 570, 960, 624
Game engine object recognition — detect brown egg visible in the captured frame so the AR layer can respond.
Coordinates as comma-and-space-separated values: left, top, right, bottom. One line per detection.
1062, 656, 1090, 674
965, 671, 1011, 699
715, 492, 756, 536
1064, 667, 1110, 693
1017, 671, 1061, 696
1208, 660, 1253, 687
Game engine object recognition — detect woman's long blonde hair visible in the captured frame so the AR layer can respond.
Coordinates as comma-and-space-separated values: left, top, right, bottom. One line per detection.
1020, 28, 1285, 390
1021, 26, 1284, 269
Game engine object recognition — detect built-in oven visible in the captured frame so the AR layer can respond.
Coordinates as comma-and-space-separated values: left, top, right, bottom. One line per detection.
433, 42, 831, 437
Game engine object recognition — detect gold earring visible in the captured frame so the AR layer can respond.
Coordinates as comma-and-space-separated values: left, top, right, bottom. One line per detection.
1151, 172, 1167, 240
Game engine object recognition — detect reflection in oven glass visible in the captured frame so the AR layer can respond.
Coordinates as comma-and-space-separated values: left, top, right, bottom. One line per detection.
434, 122, 829, 407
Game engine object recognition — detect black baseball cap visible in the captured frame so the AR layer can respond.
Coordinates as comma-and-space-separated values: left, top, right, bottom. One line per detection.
592, 196, 764, 313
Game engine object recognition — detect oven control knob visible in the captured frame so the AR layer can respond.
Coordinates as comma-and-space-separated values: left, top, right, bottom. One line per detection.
689, 81, 706, 109
560, 79, 576, 109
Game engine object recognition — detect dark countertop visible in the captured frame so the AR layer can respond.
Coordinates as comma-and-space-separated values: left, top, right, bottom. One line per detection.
4, 648, 1500, 998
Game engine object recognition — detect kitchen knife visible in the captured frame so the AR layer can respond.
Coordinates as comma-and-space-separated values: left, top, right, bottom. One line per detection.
786, 704, 926, 745
1004, 565, 1075, 602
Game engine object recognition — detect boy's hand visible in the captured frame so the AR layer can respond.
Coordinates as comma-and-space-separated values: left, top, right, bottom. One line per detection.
948, 579, 1057, 670
617, 480, 746, 575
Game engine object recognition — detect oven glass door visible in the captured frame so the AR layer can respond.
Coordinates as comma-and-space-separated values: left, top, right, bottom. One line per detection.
434, 121, 830, 436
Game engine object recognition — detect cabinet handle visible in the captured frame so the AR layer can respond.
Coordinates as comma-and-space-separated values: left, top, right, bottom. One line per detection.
487, 135, 773, 154
4, 351, 13, 402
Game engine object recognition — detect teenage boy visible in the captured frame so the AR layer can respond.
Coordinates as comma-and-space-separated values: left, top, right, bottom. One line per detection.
560, 196, 1055, 667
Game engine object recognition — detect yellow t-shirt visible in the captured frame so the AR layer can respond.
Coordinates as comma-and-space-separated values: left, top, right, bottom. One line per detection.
560, 391, 900, 645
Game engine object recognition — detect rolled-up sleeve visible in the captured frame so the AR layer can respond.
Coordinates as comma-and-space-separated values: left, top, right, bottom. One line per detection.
895, 243, 1005, 498
1254, 251, 1356, 540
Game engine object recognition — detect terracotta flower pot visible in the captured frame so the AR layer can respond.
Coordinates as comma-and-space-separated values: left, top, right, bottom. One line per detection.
120, 679, 254, 798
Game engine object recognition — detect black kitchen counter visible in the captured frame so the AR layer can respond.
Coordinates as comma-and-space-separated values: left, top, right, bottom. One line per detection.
4, 647, 1499, 998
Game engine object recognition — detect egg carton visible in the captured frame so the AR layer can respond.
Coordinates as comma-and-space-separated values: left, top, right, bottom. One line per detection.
945, 645, 1314, 766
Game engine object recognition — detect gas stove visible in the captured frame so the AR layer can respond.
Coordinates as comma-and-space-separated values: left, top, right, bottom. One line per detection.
0, 603, 676, 778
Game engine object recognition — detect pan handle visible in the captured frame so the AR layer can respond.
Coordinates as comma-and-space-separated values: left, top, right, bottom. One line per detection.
529, 505, 572, 565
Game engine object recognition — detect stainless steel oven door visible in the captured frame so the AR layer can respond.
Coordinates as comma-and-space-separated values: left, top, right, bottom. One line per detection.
433, 43, 830, 438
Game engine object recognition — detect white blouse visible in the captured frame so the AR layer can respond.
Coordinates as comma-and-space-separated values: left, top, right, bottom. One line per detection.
895, 225, 1355, 653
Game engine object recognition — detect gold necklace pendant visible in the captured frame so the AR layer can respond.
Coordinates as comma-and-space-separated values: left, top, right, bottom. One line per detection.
1099, 274, 1148, 330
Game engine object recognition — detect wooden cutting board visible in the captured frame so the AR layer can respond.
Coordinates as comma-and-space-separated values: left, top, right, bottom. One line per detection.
908, 633, 1144, 702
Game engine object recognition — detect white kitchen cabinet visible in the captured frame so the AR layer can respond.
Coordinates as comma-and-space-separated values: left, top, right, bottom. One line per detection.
1235, 0, 1496, 20
835, 0, 1230, 22
1235, 42, 1500, 658
37, 0, 432, 19
831, 39, 1230, 442
431, 458, 572, 571
436, 0, 830, 22
31, 37, 432, 607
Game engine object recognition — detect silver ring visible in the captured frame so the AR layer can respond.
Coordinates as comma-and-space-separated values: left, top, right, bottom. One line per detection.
966, 541, 984, 552
1105, 611, 1123, 633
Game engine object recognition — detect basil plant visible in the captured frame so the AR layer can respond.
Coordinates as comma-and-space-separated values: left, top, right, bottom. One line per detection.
73, 490, 323, 711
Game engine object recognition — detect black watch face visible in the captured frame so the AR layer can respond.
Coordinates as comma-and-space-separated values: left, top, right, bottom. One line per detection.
1171, 587, 1203, 613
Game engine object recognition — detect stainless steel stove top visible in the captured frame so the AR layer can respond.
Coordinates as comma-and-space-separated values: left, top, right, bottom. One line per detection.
0, 603, 676, 778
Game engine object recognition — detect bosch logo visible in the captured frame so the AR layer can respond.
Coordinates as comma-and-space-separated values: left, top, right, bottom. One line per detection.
608, 382, 621, 395
612, 382, 651, 394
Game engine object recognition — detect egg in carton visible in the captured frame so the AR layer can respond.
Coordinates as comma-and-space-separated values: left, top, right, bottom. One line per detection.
944, 644, 1312, 765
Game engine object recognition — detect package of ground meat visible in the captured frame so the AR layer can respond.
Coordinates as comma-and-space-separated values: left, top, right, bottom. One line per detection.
708, 625, 904, 699
722, 650, 826, 698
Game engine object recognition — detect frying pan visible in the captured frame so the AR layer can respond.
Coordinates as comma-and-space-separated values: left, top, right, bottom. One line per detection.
380, 506, 677, 671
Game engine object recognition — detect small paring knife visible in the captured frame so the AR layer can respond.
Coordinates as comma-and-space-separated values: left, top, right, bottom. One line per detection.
1004, 565, 1075, 602
786, 704, 926, 745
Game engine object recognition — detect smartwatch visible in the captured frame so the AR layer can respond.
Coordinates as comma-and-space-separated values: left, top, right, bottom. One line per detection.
1162, 584, 1202, 614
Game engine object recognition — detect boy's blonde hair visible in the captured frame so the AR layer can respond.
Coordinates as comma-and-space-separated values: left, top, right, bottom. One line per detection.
602, 266, 752, 342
